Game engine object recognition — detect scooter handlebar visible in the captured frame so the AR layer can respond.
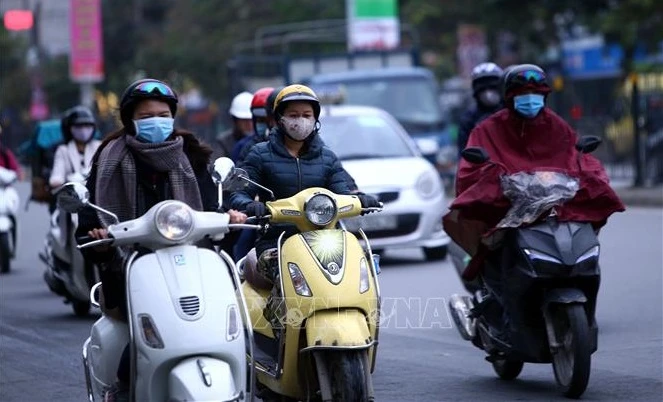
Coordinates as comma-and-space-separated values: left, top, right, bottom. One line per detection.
76, 237, 114, 249
244, 215, 272, 225
76, 235, 94, 244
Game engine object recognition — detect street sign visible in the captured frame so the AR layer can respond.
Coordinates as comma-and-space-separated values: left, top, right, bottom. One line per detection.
346, 0, 400, 52
69, 0, 104, 83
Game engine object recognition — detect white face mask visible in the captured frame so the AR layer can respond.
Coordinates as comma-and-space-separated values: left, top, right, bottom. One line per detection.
281, 117, 315, 141
478, 89, 501, 108
71, 126, 94, 143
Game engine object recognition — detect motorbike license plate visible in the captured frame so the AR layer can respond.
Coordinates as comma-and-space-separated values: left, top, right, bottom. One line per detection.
343, 215, 398, 232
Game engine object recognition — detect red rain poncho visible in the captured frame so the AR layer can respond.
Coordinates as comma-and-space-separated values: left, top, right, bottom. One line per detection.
443, 107, 625, 280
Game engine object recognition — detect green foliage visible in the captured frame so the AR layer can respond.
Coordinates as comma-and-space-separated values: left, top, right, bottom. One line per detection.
41, 55, 81, 115
0, 28, 31, 110
4, 0, 661, 115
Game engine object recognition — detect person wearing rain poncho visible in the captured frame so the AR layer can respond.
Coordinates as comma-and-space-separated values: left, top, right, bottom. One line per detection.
443, 64, 625, 338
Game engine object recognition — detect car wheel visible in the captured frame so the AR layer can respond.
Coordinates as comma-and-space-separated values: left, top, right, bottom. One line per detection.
424, 245, 448, 261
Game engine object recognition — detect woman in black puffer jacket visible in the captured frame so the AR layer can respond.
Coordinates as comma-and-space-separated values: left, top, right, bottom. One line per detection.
229, 84, 380, 285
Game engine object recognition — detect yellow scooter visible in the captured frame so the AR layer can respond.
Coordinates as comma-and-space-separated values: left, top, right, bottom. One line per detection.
221, 161, 383, 402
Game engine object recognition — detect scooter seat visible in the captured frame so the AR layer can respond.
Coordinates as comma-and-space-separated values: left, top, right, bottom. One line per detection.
243, 248, 272, 291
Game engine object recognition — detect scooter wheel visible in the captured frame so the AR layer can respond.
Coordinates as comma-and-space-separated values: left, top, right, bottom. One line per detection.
0, 233, 11, 273
72, 300, 91, 317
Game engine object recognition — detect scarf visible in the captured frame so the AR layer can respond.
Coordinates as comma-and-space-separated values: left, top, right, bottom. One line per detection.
95, 134, 203, 227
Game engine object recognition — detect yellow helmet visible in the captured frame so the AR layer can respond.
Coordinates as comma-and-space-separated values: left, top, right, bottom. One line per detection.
273, 84, 321, 119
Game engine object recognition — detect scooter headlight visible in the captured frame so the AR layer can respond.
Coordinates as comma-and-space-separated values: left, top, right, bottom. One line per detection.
226, 304, 241, 342
138, 314, 164, 349
576, 245, 600, 263
304, 194, 337, 227
155, 202, 194, 241
523, 248, 562, 264
359, 257, 370, 293
288, 262, 312, 297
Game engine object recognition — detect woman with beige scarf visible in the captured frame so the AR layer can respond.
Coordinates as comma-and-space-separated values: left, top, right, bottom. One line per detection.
76, 78, 246, 402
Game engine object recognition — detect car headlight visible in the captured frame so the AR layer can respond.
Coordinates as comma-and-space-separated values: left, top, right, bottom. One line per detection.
155, 202, 194, 241
415, 170, 441, 200
304, 194, 337, 226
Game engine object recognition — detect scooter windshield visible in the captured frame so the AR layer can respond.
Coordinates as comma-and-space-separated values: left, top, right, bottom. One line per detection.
496, 171, 579, 228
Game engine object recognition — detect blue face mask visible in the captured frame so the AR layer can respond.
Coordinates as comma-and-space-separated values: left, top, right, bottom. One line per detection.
513, 94, 545, 118
133, 117, 174, 143
255, 122, 269, 138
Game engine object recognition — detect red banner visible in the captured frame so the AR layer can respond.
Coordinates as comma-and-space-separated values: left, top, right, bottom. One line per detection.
69, 0, 104, 83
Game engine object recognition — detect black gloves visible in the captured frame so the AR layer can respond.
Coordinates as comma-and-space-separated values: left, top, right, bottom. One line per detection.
357, 193, 381, 209
245, 201, 266, 218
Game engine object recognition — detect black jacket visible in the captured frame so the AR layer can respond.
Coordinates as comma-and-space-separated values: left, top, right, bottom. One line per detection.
457, 103, 503, 157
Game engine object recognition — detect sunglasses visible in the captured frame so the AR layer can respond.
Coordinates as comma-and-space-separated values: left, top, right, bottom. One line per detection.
133, 81, 176, 97
511, 70, 547, 85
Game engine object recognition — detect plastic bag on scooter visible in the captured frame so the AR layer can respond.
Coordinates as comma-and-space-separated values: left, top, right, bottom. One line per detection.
496, 171, 580, 229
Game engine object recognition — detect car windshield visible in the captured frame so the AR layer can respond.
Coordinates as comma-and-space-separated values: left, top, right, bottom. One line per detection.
329, 77, 443, 126
319, 114, 415, 160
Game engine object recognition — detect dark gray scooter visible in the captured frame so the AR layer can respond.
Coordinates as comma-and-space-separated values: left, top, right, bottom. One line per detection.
449, 136, 603, 399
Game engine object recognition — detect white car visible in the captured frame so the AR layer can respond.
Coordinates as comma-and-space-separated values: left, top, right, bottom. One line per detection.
318, 105, 450, 261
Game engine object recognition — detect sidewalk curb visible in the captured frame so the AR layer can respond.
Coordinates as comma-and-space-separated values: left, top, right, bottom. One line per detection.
615, 188, 663, 208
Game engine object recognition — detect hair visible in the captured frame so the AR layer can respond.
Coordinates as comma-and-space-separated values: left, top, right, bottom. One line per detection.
92, 128, 213, 172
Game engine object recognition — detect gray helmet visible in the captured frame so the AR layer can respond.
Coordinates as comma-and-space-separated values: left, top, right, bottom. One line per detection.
471, 62, 504, 95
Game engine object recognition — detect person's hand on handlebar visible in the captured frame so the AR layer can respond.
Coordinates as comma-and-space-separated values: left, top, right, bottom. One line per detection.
358, 194, 381, 208
357, 193, 382, 215
228, 209, 248, 224
245, 201, 267, 219
87, 228, 111, 252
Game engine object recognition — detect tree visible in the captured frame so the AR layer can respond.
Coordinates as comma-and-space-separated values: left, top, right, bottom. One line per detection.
0, 27, 31, 111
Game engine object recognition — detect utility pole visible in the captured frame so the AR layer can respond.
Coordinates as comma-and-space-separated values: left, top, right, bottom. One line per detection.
631, 75, 644, 187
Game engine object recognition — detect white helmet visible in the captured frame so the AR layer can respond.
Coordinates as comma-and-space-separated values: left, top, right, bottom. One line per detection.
229, 91, 253, 119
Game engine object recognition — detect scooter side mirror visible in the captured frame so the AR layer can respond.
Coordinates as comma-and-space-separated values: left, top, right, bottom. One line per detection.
575, 135, 602, 154
461, 147, 490, 165
211, 157, 236, 186
56, 182, 90, 213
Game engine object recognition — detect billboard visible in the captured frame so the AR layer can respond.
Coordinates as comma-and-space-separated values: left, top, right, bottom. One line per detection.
69, 0, 104, 83
456, 24, 488, 79
346, 0, 400, 52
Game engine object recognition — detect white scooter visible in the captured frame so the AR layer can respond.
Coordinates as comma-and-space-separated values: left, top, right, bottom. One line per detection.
42, 172, 99, 316
57, 172, 258, 401
0, 166, 19, 274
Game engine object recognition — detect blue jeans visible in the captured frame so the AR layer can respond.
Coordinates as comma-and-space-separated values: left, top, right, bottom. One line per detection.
233, 229, 257, 262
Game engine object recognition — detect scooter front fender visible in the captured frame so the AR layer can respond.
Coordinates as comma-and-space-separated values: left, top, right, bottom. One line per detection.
0, 215, 11, 232
169, 357, 243, 402
304, 309, 373, 351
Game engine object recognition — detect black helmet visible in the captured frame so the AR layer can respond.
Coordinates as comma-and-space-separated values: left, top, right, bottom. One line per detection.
266, 86, 284, 120
61, 105, 96, 143
119, 78, 178, 129
471, 62, 504, 95
503, 64, 550, 97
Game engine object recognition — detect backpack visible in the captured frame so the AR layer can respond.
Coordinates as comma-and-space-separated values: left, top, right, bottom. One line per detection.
28, 120, 64, 204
